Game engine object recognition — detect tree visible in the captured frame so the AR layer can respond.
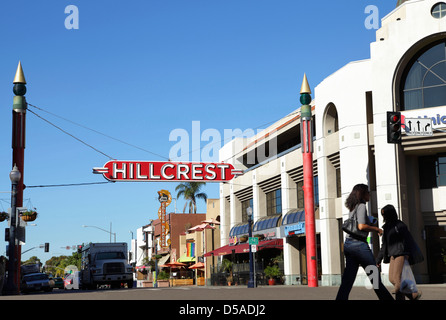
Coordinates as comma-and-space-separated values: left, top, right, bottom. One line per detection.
175, 182, 207, 213
22, 256, 41, 266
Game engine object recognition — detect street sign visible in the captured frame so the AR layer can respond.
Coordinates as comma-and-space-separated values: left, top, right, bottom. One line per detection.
248, 237, 259, 245
251, 245, 257, 252
404, 118, 433, 136
93, 161, 244, 182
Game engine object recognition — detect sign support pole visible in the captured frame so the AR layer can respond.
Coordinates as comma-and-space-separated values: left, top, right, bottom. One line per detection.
300, 74, 318, 287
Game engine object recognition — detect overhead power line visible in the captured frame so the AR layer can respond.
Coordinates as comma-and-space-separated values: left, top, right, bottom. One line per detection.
28, 108, 115, 160
27, 103, 169, 160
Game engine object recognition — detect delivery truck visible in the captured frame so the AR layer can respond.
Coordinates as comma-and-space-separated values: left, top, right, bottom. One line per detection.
80, 242, 133, 289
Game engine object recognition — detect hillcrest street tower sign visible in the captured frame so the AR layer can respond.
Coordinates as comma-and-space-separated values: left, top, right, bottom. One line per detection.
93, 160, 243, 182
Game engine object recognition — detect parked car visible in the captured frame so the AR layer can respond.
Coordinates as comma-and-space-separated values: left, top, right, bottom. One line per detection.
21, 273, 53, 293
50, 276, 64, 289
64, 271, 81, 290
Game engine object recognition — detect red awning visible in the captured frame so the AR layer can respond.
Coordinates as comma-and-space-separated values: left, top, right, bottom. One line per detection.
204, 239, 283, 257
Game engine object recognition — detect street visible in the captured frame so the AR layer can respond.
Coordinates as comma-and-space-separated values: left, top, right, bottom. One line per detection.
2, 285, 444, 318
1, 283, 445, 300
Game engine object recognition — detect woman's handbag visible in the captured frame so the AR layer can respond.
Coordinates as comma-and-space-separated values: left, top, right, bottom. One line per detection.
342, 205, 368, 241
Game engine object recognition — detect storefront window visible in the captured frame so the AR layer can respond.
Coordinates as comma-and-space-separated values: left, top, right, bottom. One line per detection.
402, 41, 446, 110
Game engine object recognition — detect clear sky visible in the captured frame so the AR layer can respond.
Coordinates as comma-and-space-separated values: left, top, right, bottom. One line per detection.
0, 0, 396, 263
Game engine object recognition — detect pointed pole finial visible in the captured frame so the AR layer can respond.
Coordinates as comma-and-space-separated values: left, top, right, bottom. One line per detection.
13, 61, 26, 84
300, 73, 311, 95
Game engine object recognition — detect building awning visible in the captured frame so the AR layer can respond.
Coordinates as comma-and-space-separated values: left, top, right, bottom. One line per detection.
282, 209, 305, 225
253, 214, 282, 232
157, 253, 170, 267
204, 239, 283, 257
229, 222, 249, 237
282, 209, 307, 236
177, 255, 195, 263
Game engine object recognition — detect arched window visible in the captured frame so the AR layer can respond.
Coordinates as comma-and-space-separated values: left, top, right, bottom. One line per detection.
402, 40, 446, 110
323, 103, 339, 136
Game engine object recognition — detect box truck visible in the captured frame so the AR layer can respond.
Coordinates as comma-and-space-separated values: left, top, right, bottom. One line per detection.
80, 242, 133, 289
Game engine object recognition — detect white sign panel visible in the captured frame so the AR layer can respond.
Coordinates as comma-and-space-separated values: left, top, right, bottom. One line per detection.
404, 117, 433, 136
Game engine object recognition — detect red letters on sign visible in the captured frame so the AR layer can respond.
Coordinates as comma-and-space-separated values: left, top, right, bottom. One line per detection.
93, 161, 243, 182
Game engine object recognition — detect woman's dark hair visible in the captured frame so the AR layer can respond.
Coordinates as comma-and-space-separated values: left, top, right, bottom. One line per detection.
381, 204, 398, 224
345, 184, 369, 211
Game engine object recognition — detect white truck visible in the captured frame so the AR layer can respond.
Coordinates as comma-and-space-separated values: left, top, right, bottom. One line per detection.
80, 242, 133, 289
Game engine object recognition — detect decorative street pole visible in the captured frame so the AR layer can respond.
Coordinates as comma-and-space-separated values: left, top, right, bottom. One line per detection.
300, 74, 318, 287
4, 165, 21, 295
10, 61, 27, 292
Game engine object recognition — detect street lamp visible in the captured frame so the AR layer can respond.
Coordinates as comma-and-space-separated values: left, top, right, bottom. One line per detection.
82, 224, 116, 242
247, 207, 255, 288
5, 165, 21, 295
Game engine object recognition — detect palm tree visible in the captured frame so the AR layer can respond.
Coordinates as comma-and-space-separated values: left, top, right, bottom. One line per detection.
175, 182, 207, 213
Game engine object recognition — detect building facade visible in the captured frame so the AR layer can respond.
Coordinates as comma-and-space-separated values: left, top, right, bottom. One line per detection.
219, 0, 446, 286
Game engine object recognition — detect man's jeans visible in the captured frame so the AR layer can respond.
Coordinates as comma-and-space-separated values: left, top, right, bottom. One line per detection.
336, 238, 393, 300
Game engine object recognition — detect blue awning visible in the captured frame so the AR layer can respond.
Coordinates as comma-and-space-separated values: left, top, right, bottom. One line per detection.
283, 209, 306, 236
252, 214, 282, 232
282, 209, 305, 225
229, 222, 250, 237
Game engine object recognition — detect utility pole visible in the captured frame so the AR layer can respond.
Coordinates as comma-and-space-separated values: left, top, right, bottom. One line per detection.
300, 74, 318, 287
9, 62, 27, 293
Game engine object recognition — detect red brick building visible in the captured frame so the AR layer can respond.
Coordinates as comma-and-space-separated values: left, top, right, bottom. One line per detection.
152, 213, 206, 260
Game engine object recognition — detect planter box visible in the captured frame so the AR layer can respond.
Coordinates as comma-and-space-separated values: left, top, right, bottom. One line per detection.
170, 278, 194, 286
197, 277, 205, 286
140, 279, 170, 288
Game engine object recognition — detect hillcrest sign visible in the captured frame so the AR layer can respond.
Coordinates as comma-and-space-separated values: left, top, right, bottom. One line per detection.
93, 160, 243, 182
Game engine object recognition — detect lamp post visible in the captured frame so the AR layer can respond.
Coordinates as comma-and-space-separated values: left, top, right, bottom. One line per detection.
5, 165, 21, 295
247, 207, 255, 288
82, 224, 116, 242
11, 62, 27, 293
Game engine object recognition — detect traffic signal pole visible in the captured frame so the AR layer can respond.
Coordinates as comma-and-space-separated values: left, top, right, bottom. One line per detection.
300, 74, 318, 287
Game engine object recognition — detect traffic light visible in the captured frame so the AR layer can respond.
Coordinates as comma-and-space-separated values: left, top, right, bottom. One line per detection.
387, 111, 402, 144
44, 242, 49, 252
77, 245, 82, 253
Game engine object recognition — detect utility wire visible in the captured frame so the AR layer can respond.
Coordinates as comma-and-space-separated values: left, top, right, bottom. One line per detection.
28, 108, 115, 160
27, 103, 169, 160
27, 101, 302, 163
25, 181, 113, 188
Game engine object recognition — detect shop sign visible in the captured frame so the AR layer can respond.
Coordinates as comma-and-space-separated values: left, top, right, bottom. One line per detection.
285, 222, 305, 236
93, 161, 243, 182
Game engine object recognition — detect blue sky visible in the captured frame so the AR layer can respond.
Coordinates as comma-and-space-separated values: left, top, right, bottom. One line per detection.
0, 0, 396, 263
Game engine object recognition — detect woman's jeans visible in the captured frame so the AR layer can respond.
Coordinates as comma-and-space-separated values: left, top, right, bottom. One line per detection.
336, 238, 393, 300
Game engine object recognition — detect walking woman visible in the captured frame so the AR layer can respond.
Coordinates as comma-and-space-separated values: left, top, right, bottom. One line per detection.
376, 204, 423, 300
336, 184, 393, 300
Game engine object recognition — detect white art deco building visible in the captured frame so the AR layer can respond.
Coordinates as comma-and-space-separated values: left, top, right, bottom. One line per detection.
218, 0, 446, 285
